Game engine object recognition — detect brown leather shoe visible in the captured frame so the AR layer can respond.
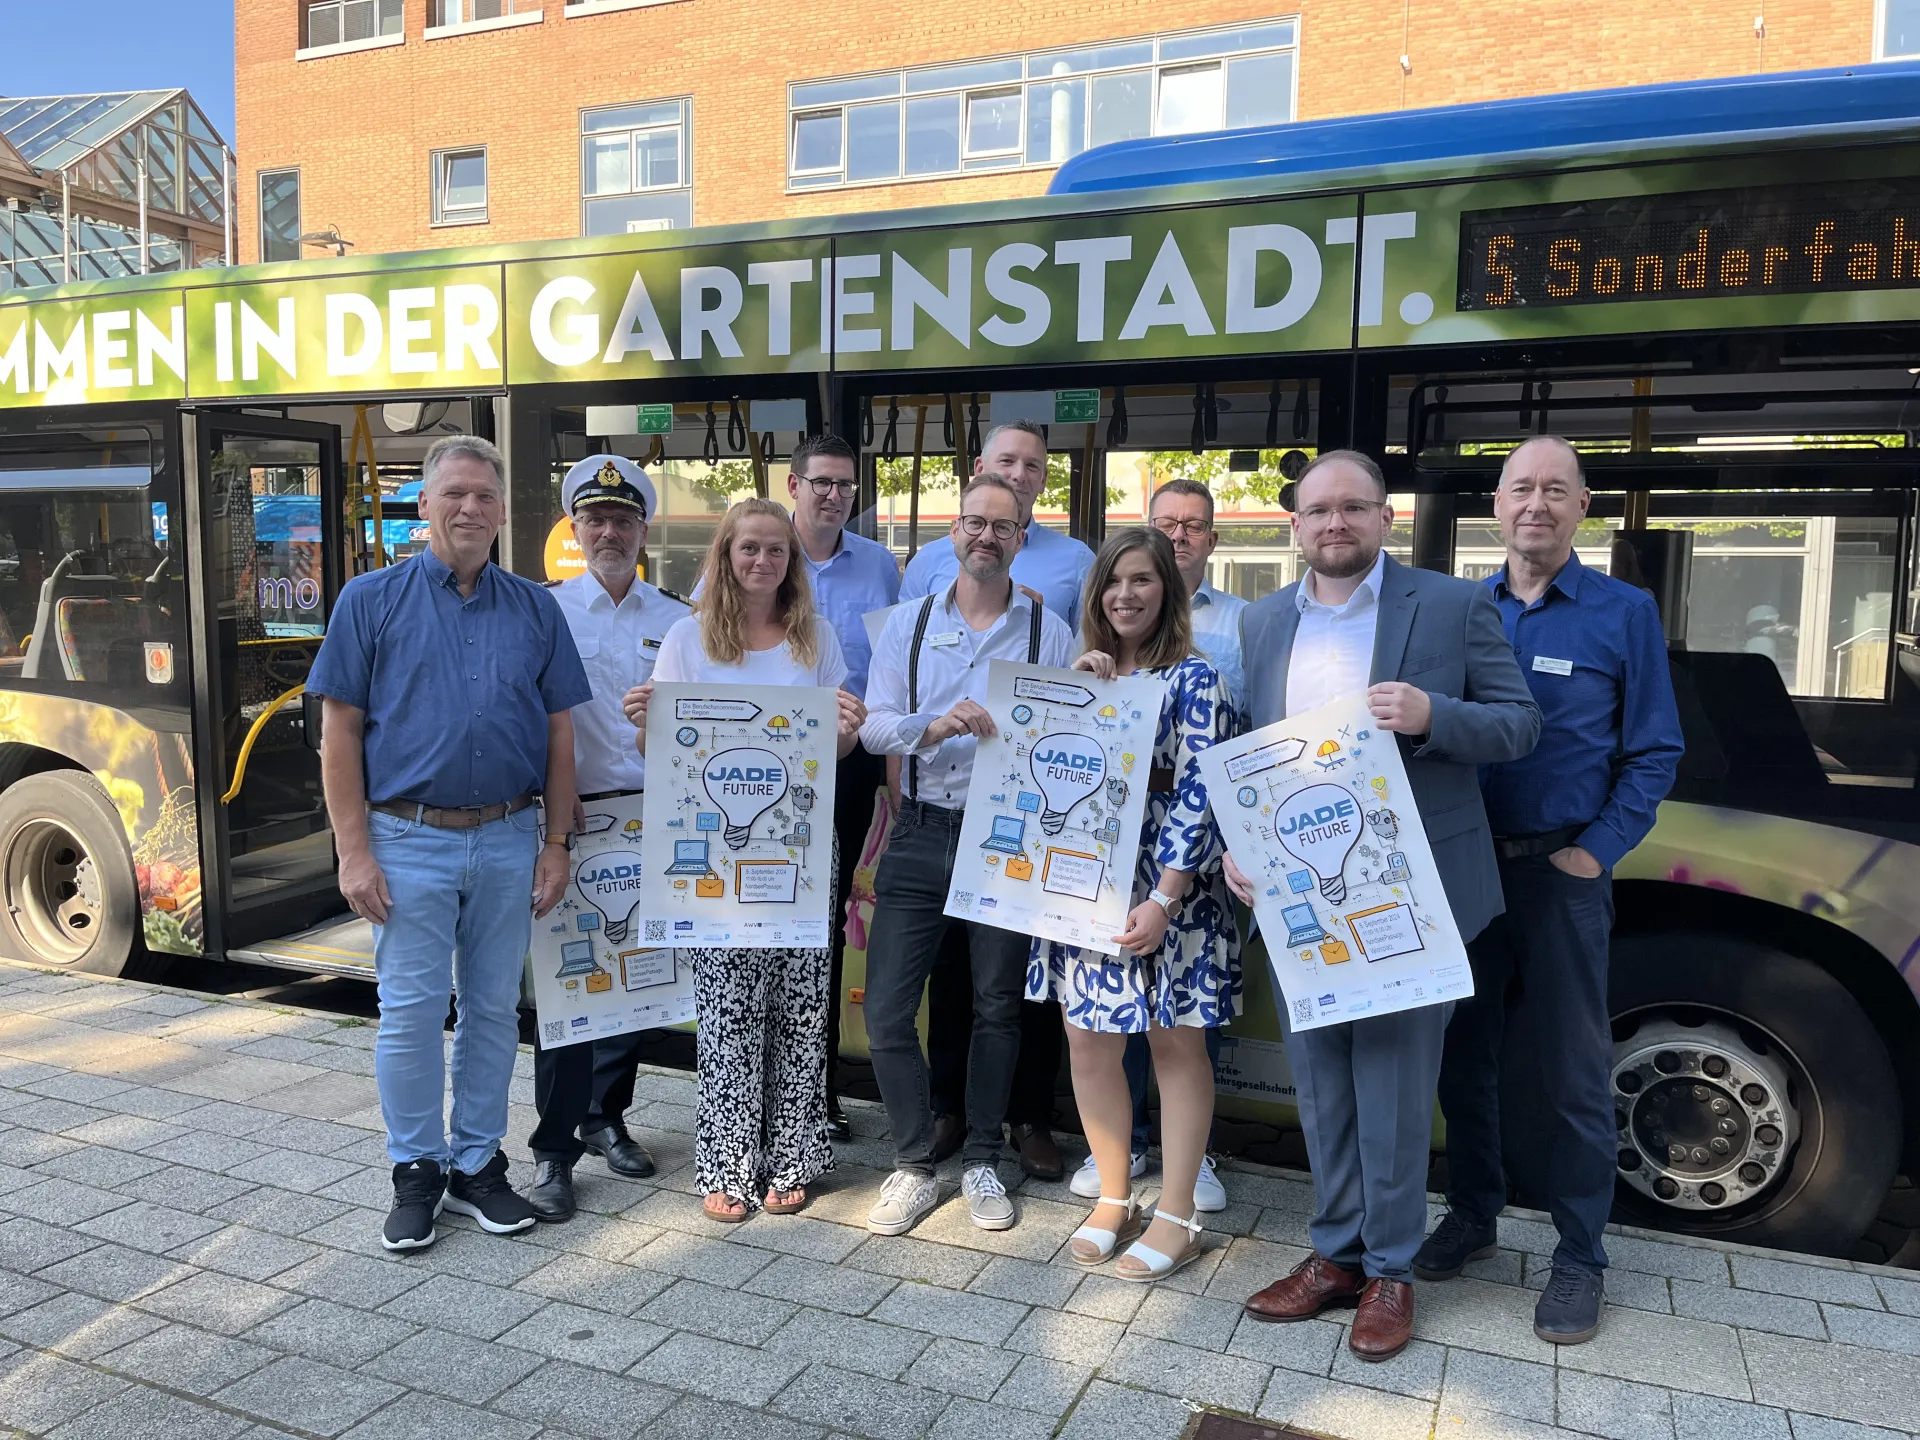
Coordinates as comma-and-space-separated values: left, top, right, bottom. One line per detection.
930, 1113, 964, 1164
1349, 1277, 1415, 1361
1011, 1123, 1063, 1181
1243, 1253, 1364, 1322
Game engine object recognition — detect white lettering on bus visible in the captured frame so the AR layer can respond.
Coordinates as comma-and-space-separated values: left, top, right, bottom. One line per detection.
326, 292, 383, 375
1325, 211, 1418, 327
239, 297, 297, 381
0, 322, 24, 394
33, 319, 85, 394
443, 284, 499, 371
1053, 236, 1131, 344
603, 272, 672, 363
746, 259, 811, 358
531, 275, 599, 366
822, 255, 881, 354
1226, 224, 1324, 334
92, 311, 133, 389
680, 266, 744, 360
891, 249, 971, 351
1119, 231, 1215, 340
135, 306, 186, 387
388, 288, 437, 374
980, 242, 1050, 348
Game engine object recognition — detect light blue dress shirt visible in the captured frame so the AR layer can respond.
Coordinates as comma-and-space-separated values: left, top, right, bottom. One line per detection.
1188, 578, 1248, 721
800, 528, 900, 699
899, 520, 1095, 631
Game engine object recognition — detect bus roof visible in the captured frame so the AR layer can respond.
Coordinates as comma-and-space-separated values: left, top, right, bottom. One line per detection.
1049, 59, 1920, 195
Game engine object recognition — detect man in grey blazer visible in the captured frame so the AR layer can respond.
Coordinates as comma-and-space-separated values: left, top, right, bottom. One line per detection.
1238, 450, 1540, 1361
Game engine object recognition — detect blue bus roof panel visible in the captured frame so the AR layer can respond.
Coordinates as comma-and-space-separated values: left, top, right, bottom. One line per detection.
1048, 61, 1920, 195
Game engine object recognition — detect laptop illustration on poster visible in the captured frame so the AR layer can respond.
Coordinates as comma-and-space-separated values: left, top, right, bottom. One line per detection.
1282, 901, 1329, 948
980, 815, 1027, 855
663, 839, 712, 875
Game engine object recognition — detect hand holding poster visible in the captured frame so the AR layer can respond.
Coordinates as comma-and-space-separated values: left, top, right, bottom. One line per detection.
529, 791, 693, 1050
1194, 690, 1473, 1030
637, 682, 840, 948
944, 661, 1166, 954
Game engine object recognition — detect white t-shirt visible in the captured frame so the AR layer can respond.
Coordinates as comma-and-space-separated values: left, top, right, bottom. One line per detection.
653, 614, 849, 690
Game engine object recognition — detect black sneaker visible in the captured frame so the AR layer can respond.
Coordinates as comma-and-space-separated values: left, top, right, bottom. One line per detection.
443, 1151, 536, 1235
1534, 1263, 1605, 1344
1412, 1209, 1499, 1281
382, 1159, 445, 1252
528, 1159, 577, 1223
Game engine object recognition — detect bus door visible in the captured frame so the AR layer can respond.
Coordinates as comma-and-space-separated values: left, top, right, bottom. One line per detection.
191, 414, 347, 952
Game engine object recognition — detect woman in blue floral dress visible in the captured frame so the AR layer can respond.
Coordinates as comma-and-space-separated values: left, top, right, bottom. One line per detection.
1027, 526, 1240, 1282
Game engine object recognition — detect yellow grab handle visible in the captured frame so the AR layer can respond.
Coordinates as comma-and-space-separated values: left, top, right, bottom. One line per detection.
222, 683, 308, 804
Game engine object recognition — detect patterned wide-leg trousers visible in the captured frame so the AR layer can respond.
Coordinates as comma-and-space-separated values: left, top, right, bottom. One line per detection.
691, 940, 834, 1208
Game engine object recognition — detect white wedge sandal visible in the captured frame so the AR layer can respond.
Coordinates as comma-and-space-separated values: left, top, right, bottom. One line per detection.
1069, 1194, 1143, 1267
1115, 1208, 1205, 1283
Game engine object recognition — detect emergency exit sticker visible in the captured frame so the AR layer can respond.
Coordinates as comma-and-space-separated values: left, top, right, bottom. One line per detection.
143, 642, 175, 685
1053, 389, 1100, 423
636, 404, 674, 433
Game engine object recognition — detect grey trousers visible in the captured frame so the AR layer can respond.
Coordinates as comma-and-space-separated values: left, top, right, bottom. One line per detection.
1285, 999, 1450, 1281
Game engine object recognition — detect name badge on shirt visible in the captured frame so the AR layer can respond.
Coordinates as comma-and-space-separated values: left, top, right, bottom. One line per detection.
928, 631, 964, 648
641, 636, 662, 650
1532, 655, 1574, 676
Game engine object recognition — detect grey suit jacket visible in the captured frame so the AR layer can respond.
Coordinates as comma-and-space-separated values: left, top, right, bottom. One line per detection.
1239, 553, 1541, 943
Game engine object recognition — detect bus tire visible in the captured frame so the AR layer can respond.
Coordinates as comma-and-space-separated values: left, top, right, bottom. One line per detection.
1608, 931, 1901, 1257
0, 771, 146, 979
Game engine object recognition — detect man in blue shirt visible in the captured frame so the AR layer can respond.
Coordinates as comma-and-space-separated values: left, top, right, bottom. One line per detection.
899, 419, 1094, 628
1415, 436, 1683, 1346
786, 432, 900, 1138
310, 435, 591, 1253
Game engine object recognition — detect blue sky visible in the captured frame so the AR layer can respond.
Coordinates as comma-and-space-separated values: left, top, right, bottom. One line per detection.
3, 1, 235, 141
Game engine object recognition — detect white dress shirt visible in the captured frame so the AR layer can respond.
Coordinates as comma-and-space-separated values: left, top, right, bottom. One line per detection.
551, 571, 689, 795
653, 614, 848, 689
860, 583, 1076, 807
1284, 549, 1386, 720
1189, 578, 1248, 717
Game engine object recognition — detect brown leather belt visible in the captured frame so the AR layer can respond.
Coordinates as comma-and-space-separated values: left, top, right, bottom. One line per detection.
369, 793, 534, 829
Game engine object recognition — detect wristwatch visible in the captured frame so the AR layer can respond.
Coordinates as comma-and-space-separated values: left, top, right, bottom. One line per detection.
1149, 888, 1183, 920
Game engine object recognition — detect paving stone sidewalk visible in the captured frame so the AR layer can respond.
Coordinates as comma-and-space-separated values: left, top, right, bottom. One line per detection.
0, 962, 1916, 1440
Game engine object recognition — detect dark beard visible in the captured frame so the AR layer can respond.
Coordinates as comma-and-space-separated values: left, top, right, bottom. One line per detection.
1309, 542, 1379, 580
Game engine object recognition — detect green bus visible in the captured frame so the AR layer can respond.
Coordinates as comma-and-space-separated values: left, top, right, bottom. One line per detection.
1, 61, 1915, 1259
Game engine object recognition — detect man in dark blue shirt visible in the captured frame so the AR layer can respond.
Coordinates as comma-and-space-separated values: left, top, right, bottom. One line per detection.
309, 435, 591, 1253
1415, 436, 1683, 1346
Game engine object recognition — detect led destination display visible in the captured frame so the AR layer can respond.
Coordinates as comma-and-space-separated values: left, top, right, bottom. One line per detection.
1457, 179, 1920, 311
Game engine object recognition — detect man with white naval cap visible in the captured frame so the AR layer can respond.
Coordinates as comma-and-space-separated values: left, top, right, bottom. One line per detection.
526, 453, 689, 1220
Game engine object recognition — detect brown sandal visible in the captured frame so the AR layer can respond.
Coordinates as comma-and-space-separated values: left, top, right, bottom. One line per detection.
702, 1192, 750, 1223
764, 1187, 808, 1214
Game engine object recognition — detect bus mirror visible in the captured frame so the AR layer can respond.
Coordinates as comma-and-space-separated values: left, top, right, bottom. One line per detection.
303, 691, 324, 752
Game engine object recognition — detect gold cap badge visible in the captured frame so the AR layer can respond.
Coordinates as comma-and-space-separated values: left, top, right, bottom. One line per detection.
596, 460, 622, 488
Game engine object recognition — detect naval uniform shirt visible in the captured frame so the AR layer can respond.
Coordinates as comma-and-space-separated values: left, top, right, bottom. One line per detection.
1479, 552, 1685, 870
551, 572, 688, 796
308, 548, 592, 808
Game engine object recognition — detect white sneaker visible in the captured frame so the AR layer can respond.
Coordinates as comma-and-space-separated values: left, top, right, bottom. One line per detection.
1194, 1154, 1227, 1213
866, 1169, 940, 1235
962, 1165, 1016, 1230
1069, 1151, 1148, 1199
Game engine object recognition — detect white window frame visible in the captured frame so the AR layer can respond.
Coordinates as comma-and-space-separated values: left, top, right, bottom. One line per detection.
785, 15, 1299, 193
430, 146, 489, 226
425, 0, 544, 38
257, 168, 302, 263
300, 0, 404, 55
962, 87, 1025, 162
1874, 0, 1920, 57
579, 99, 694, 235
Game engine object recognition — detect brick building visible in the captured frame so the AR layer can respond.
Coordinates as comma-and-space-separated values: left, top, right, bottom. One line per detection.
235, 0, 1904, 264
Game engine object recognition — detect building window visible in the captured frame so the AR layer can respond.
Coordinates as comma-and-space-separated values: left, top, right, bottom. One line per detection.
1881, 0, 1920, 57
580, 100, 691, 235
431, 147, 488, 225
258, 169, 302, 262
788, 18, 1296, 190
431, 0, 537, 23
306, 0, 404, 48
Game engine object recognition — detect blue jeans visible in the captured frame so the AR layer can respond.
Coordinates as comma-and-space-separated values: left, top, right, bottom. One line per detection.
1124, 1025, 1225, 1153
368, 806, 538, 1173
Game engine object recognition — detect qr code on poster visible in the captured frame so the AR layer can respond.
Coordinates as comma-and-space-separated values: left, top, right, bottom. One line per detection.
1292, 998, 1314, 1025
645, 920, 669, 942
542, 1020, 564, 1044
952, 891, 974, 909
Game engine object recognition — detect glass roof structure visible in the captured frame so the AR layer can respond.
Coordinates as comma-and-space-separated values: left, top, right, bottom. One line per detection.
0, 89, 229, 294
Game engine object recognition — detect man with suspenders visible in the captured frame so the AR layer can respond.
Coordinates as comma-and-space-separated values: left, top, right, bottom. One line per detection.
858, 474, 1076, 1236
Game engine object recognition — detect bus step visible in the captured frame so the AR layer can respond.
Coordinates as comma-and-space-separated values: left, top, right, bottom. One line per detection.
228, 915, 375, 977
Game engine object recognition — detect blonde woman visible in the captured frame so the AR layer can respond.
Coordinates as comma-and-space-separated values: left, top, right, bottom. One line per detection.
1032, 526, 1239, 1280
625, 498, 865, 1221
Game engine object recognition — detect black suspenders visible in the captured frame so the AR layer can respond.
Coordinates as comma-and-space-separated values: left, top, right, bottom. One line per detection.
905, 589, 1044, 804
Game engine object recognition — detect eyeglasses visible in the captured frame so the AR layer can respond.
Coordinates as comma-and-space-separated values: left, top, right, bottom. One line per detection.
1295, 499, 1386, 528
956, 515, 1022, 541
1150, 517, 1213, 538
801, 476, 858, 497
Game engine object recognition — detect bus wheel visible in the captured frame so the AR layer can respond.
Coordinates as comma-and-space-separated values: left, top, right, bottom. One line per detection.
1608, 932, 1901, 1257
0, 772, 143, 978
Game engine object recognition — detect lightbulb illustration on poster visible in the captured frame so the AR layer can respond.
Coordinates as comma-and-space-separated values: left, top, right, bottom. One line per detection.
636, 682, 841, 949
945, 661, 1166, 954
528, 791, 693, 1051
1194, 690, 1474, 1031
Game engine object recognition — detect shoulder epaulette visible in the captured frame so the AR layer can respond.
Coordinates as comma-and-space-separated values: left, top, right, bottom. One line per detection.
542, 579, 563, 588
657, 585, 690, 605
